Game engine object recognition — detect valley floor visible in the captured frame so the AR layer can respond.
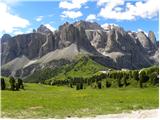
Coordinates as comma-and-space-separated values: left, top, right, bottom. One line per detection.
1, 83, 159, 118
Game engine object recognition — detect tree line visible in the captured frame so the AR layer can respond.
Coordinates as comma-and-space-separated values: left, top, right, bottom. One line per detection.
1, 66, 158, 91
0, 76, 24, 91
45, 66, 159, 90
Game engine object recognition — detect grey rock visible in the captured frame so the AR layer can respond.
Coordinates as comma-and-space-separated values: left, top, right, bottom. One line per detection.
148, 31, 157, 49
37, 24, 52, 34
1, 34, 12, 43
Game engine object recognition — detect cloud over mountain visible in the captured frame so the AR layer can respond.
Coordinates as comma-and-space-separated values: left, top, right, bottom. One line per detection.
0, 2, 30, 34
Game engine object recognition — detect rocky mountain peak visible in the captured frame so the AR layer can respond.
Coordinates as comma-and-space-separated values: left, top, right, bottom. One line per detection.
148, 31, 157, 48
37, 24, 52, 34
1, 34, 12, 43
136, 31, 150, 49
73, 20, 103, 30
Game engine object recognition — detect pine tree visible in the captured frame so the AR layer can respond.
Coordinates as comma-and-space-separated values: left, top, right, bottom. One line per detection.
9, 76, 15, 91
0, 78, 6, 90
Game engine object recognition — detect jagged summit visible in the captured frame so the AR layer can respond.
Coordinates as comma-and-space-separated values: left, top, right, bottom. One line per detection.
37, 24, 53, 34
73, 20, 103, 30
1, 20, 158, 78
1, 34, 12, 43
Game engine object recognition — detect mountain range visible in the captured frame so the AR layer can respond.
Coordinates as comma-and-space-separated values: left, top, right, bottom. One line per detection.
1, 20, 159, 78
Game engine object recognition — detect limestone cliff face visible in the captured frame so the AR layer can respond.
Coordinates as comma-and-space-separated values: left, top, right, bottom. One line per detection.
85, 25, 157, 69
1, 21, 158, 77
148, 31, 157, 49
1, 33, 46, 64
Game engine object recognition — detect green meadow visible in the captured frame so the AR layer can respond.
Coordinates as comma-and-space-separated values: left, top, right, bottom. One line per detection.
1, 83, 158, 118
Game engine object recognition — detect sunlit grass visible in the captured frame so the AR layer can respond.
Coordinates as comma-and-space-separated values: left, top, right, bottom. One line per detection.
1, 83, 158, 118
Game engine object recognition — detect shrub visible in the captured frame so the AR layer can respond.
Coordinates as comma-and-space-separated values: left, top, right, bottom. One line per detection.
0, 78, 6, 90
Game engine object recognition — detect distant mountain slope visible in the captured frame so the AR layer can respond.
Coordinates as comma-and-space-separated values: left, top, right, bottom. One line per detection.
1, 21, 158, 78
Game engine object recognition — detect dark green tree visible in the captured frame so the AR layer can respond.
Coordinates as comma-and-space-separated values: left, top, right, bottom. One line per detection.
17, 78, 23, 89
0, 78, 6, 90
76, 83, 80, 90
9, 76, 15, 91
15, 83, 19, 91
139, 71, 149, 88
106, 80, 111, 88
149, 72, 159, 86
97, 81, 102, 89
132, 70, 139, 81
80, 83, 83, 89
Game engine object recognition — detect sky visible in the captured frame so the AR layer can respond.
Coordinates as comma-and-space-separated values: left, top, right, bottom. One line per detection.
0, 0, 159, 39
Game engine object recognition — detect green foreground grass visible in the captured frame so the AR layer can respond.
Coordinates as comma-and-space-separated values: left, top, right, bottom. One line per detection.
1, 83, 159, 118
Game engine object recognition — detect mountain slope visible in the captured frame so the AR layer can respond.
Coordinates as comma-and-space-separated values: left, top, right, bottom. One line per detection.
24, 56, 108, 83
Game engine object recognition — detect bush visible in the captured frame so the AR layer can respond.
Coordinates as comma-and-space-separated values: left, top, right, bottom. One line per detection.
0, 78, 6, 90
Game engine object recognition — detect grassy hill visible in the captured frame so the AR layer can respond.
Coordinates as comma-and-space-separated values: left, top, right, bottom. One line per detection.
24, 56, 108, 83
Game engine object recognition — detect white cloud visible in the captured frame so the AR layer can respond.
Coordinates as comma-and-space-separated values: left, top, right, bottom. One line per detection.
84, 6, 89, 9
86, 14, 96, 22
101, 23, 109, 28
61, 11, 82, 19
0, 0, 19, 6
59, 0, 88, 10
13, 30, 23, 35
137, 28, 143, 32
0, 2, 30, 34
98, 0, 159, 20
101, 23, 119, 29
44, 24, 55, 32
26, 28, 33, 33
36, 16, 44, 22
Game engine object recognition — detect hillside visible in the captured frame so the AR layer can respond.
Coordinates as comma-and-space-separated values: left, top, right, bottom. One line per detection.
24, 56, 108, 83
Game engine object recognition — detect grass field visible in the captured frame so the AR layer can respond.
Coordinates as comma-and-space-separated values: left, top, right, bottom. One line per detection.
1, 83, 159, 118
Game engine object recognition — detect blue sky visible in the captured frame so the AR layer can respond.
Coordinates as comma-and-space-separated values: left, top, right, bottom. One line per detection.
0, 0, 159, 39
